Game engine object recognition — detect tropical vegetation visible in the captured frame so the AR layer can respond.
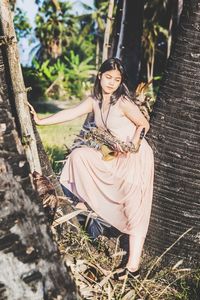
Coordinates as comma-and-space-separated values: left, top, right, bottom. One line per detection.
14, 0, 172, 102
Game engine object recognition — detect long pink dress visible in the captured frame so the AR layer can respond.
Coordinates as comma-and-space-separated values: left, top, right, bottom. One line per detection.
60, 98, 154, 238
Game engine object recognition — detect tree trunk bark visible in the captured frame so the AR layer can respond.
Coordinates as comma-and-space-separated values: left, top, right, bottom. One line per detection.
115, 0, 127, 59
102, 0, 115, 62
0, 0, 78, 224
147, 0, 200, 264
0, 0, 42, 174
0, 29, 81, 300
166, 0, 183, 59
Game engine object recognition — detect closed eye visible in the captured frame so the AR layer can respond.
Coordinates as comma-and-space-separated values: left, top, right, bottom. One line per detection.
105, 75, 121, 82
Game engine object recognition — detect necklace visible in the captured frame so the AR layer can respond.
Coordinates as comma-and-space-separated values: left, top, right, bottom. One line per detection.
99, 100, 112, 133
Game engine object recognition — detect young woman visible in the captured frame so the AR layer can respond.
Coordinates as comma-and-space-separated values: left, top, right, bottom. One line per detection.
29, 57, 154, 279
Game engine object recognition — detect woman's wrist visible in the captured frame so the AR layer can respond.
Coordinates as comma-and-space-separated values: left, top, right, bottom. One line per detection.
130, 139, 140, 152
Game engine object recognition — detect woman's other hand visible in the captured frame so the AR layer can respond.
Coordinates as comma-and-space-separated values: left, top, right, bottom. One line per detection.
114, 142, 131, 158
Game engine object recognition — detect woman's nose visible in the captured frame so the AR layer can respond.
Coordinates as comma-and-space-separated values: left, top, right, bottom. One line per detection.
109, 79, 115, 85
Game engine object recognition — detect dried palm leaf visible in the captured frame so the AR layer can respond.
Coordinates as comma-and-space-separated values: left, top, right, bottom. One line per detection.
32, 171, 58, 224
134, 80, 154, 121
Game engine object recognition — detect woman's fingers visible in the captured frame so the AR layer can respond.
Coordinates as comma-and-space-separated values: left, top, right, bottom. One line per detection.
26, 101, 40, 124
27, 102, 35, 115
115, 142, 124, 153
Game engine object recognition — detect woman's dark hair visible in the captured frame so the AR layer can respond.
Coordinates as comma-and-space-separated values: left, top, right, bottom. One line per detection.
93, 57, 133, 105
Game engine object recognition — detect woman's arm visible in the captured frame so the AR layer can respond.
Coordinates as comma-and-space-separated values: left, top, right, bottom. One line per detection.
28, 96, 93, 126
120, 99, 150, 148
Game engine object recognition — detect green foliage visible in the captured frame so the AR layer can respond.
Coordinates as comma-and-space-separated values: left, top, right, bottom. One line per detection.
45, 145, 65, 174
63, 51, 95, 99
37, 111, 85, 173
81, 0, 109, 32
140, 1, 170, 84
68, 29, 96, 64
174, 273, 200, 300
28, 51, 95, 100
22, 66, 48, 102
142, 22, 168, 62
14, 7, 32, 40
77, 0, 109, 64
35, 0, 77, 61
19, 0, 107, 101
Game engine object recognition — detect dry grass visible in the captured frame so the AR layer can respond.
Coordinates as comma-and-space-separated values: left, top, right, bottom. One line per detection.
53, 211, 200, 300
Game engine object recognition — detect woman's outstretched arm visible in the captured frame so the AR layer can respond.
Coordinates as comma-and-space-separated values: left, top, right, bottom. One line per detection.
28, 96, 93, 126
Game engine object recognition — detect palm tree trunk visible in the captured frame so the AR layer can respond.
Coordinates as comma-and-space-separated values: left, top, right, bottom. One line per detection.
123, 0, 144, 89
0, 0, 78, 220
147, 0, 200, 264
0, 0, 41, 174
102, 0, 115, 62
0, 36, 80, 300
167, 0, 184, 58
96, 36, 100, 69
115, 0, 127, 59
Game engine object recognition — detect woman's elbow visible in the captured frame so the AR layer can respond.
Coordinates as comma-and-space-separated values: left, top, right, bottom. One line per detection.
143, 121, 150, 134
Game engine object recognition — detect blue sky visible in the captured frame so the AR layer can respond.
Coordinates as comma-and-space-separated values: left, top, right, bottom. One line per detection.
16, 0, 94, 25
16, 0, 94, 65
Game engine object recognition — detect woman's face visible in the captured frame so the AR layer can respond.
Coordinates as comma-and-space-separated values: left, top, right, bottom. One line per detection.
99, 69, 122, 95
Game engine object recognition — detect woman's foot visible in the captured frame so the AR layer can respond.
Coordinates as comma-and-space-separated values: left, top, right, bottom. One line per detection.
73, 201, 99, 218
114, 267, 140, 281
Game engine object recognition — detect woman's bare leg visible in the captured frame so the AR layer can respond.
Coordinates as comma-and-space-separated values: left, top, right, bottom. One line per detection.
75, 202, 88, 210
126, 234, 145, 271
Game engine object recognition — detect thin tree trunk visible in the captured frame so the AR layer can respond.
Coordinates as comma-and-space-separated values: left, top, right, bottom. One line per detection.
109, 0, 123, 57
147, 0, 200, 264
167, 17, 173, 58
0, 40, 80, 300
115, 0, 127, 59
0, 0, 41, 174
167, 0, 184, 59
177, 0, 184, 23
102, 0, 115, 62
96, 37, 100, 69
122, 0, 144, 89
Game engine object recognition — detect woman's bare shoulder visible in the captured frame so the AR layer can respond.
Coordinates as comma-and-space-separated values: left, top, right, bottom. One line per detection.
85, 94, 97, 104
119, 96, 138, 111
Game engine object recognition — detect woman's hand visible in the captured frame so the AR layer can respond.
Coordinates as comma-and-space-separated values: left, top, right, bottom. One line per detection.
114, 142, 130, 158
114, 142, 123, 153
27, 102, 41, 125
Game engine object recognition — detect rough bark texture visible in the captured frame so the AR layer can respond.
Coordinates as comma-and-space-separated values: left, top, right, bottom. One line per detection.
0, 0, 41, 174
0, 27, 80, 300
0, 0, 78, 224
32, 124, 80, 226
147, 0, 200, 264
33, 122, 65, 196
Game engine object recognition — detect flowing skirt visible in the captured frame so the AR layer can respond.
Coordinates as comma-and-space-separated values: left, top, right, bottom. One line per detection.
60, 139, 154, 237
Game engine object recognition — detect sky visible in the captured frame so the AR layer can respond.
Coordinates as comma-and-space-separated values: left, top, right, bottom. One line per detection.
16, 0, 94, 65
